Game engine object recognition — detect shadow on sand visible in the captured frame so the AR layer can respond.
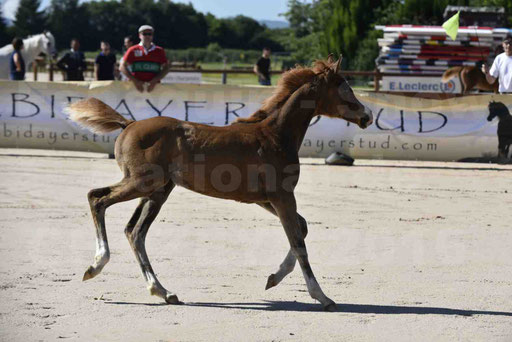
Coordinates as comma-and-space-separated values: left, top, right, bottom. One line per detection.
106, 300, 512, 316
301, 160, 511, 172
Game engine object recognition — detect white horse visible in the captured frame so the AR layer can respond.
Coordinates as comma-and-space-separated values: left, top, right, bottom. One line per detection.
0, 31, 56, 79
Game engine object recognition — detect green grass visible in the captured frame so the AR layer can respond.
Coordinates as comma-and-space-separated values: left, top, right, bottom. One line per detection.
198, 61, 283, 86
198, 61, 282, 70
200, 73, 282, 86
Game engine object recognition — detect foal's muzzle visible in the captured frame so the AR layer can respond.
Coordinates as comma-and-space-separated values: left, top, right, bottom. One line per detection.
360, 116, 370, 128
359, 108, 373, 129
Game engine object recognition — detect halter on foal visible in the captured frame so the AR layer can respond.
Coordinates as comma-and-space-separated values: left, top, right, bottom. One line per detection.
67, 54, 373, 311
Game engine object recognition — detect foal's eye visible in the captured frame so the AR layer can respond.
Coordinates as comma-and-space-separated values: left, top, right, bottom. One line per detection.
336, 76, 346, 85
338, 80, 351, 93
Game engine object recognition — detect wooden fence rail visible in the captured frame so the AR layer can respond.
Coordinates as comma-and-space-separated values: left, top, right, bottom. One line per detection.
31, 57, 450, 94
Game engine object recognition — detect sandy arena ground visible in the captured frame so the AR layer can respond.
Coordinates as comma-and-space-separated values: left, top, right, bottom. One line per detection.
0, 149, 511, 341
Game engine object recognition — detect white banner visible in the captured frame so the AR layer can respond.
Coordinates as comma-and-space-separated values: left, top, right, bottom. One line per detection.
162, 72, 202, 84
0, 80, 508, 162
381, 76, 462, 94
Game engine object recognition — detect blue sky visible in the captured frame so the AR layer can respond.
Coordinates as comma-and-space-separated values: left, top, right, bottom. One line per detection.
2, 0, 290, 22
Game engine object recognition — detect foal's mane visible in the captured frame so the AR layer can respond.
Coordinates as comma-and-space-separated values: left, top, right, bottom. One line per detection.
234, 60, 331, 124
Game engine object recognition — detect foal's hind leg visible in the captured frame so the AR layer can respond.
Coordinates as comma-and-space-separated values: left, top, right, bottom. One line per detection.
270, 196, 336, 311
83, 178, 144, 280
498, 136, 509, 163
125, 181, 181, 304
503, 140, 511, 160
258, 202, 308, 290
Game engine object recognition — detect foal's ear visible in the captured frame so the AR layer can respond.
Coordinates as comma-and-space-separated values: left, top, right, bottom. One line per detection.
334, 54, 343, 74
327, 53, 336, 64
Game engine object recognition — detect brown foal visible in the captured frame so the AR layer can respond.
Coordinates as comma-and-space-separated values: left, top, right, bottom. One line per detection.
442, 66, 499, 94
67, 55, 373, 311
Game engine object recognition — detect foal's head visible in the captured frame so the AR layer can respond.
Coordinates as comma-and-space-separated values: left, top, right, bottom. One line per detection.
236, 55, 373, 128
488, 101, 510, 121
315, 54, 373, 129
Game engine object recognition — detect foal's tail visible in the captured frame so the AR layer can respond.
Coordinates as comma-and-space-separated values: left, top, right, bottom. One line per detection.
442, 67, 463, 82
66, 98, 134, 134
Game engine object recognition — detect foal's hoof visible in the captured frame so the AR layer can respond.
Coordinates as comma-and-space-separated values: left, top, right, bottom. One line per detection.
165, 294, 183, 305
265, 274, 276, 290
82, 266, 97, 281
323, 302, 337, 312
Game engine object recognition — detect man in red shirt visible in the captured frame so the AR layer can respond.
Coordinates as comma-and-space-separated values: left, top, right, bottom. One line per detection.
120, 25, 169, 92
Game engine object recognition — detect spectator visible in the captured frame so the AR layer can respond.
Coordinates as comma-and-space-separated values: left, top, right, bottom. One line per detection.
56, 38, 86, 81
120, 25, 168, 92
119, 35, 136, 80
482, 36, 512, 93
95, 41, 116, 81
124, 35, 136, 52
253, 47, 271, 86
9, 37, 25, 81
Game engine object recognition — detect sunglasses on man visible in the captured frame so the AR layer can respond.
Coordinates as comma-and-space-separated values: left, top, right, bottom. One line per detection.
142, 32, 153, 36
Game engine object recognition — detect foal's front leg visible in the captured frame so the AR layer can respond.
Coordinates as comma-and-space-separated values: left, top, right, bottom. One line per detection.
270, 196, 336, 311
258, 203, 308, 290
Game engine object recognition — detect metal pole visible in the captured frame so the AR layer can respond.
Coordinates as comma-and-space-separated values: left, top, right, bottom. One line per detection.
49, 59, 54, 82
374, 68, 380, 92
222, 56, 227, 84
33, 60, 38, 81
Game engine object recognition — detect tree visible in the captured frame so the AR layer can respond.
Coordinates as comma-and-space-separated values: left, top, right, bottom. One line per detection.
85, 0, 129, 51
151, 1, 208, 49
285, 0, 315, 38
249, 29, 285, 50
13, 0, 46, 37
206, 14, 269, 49
350, 29, 382, 71
207, 16, 237, 48
0, 8, 10, 46
41, 0, 283, 57
85, 0, 209, 50
321, 0, 390, 65
47, 0, 91, 50
282, 0, 326, 63
229, 15, 265, 48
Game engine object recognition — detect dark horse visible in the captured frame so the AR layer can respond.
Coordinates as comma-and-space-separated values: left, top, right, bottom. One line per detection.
488, 101, 512, 161
66, 55, 373, 311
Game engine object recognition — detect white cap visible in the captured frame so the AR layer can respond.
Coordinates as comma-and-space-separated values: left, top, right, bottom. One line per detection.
138, 25, 154, 33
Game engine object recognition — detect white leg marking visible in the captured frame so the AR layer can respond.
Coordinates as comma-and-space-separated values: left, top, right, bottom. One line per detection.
302, 270, 335, 308
93, 239, 109, 268
274, 250, 296, 282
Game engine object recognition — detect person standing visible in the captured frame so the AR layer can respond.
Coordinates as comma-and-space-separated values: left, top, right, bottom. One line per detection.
120, 25, 168, 92
56, 38, 87, 81
119, 35, 136, 81
124, 35, 136, 52
253, 47, 271, 86
94, 41, 116, 81
482, 37, 512, 94
9, 37, 25, 81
